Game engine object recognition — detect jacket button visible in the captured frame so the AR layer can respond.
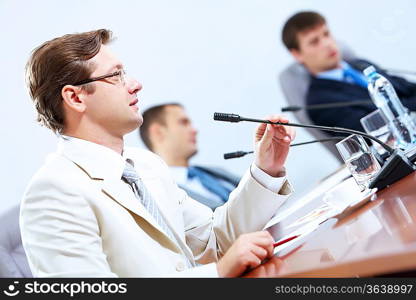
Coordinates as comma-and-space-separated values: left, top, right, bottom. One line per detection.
176, 261, 185, 272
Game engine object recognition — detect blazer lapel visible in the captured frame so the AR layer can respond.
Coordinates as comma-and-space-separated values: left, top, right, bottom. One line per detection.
59, 139, 192, 259
140, 177, 195, 261
101, 178, 181, 252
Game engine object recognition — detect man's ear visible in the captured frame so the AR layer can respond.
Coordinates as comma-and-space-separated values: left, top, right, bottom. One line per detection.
149, 123, 167, 144
290, 48, 304, 64
61, 85, 87, 113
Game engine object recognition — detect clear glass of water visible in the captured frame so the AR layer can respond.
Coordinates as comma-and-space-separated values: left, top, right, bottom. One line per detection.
360, 109, 396, 156
336, 134, 381, 191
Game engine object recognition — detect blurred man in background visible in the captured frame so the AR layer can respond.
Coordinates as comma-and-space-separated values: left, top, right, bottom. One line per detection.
140, 103, 239, 210
282, 11, 416, 134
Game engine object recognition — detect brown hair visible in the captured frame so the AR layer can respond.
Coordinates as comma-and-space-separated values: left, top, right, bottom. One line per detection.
139, 103, 182, 150
282, 11, 326, 50
25, 29, 112, 134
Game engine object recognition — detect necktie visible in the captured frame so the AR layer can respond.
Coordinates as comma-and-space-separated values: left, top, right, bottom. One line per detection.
122, 160, 176, 240
122, 160, 193, 268
343, 66, 368, 88
187, 167, 231, 202
121, 159, 193, 268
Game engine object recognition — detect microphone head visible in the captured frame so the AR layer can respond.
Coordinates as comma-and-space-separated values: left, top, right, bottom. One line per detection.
224, 151, 246, 159
281, 106, 301, 112
213, 112, 241, 122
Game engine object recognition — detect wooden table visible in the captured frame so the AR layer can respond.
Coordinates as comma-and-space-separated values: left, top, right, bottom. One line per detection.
264, 169, 416, 277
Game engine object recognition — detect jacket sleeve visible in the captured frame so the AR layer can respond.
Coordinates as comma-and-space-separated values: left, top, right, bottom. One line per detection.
387, 75, 416, 111
181, 167, 293, 265
350, 59, 416, 113
20, 175, 117, 278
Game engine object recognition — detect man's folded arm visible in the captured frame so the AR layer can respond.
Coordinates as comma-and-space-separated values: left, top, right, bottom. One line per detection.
182, 165, 293, 264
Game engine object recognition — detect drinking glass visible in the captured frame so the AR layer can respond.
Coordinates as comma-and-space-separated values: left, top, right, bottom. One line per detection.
336, 134, 381, 191
360, 109, 396, 157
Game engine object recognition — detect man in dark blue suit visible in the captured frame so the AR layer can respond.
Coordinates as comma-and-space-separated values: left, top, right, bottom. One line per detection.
281, 11, 416, 134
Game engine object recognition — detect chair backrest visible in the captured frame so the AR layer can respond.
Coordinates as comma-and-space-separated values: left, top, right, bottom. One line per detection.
0, 205, 32, 277
279, 42, 357, 162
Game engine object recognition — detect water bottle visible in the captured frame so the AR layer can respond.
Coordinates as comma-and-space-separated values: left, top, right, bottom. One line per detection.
363, 65, 416, 150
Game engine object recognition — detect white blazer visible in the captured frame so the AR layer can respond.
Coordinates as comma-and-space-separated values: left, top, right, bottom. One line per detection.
20, 137, 292, 277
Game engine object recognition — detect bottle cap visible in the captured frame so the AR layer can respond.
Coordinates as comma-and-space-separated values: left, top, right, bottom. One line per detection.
363, 65, 376, 77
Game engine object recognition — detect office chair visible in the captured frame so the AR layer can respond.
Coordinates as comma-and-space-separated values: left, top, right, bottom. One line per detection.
0, 205, 32, 277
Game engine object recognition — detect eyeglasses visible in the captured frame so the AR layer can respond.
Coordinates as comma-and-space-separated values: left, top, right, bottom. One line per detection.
73, 69, 127, 86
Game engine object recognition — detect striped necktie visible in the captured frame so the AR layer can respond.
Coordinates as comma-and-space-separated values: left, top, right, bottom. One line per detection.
121, 159, 193, 268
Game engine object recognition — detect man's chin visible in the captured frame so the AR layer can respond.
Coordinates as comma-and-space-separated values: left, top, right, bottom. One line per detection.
123, 116, 143, 135
329, 55, 341, 68
187, 149, 198, 160
134, 114, 144, 128
321, 60, 341, 72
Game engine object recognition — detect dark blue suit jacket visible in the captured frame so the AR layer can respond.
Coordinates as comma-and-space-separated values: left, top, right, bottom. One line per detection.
306, 59, 416, 135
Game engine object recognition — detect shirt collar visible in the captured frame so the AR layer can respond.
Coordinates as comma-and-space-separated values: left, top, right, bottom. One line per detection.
169, 166, 189, 185
58, 135, 128, 181
316, 60, 349, 81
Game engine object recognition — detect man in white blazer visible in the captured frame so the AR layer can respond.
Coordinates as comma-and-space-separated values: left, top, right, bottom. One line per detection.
21, 29, 295, 277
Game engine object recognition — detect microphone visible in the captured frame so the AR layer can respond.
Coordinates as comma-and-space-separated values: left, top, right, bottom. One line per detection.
223, 137, 345, 159
224, 151, 254, 160
213, 112, 415, 191
213, 112, 393, 153
213, 112, 241, 122
281, 99, 374, 112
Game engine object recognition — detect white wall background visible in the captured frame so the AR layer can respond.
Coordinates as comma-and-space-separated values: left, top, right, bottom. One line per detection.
1, 0, 415, 214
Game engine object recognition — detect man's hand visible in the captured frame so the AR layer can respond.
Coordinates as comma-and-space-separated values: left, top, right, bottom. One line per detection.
241, 256, 286, 278
241, 244, 303, 278
216, 231, 274, 278
254, 115, 295, 177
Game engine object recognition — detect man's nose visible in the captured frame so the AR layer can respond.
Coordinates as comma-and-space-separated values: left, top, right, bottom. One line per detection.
323, 36, 335, 48
127, 77, 142, 94
191, 125, 198, 135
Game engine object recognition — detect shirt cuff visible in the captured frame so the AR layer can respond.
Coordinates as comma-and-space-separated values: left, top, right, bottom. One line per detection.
250, 163, 286, 193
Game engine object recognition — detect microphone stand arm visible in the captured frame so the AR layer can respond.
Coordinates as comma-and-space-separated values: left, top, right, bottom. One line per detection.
240, 117, 395, 155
